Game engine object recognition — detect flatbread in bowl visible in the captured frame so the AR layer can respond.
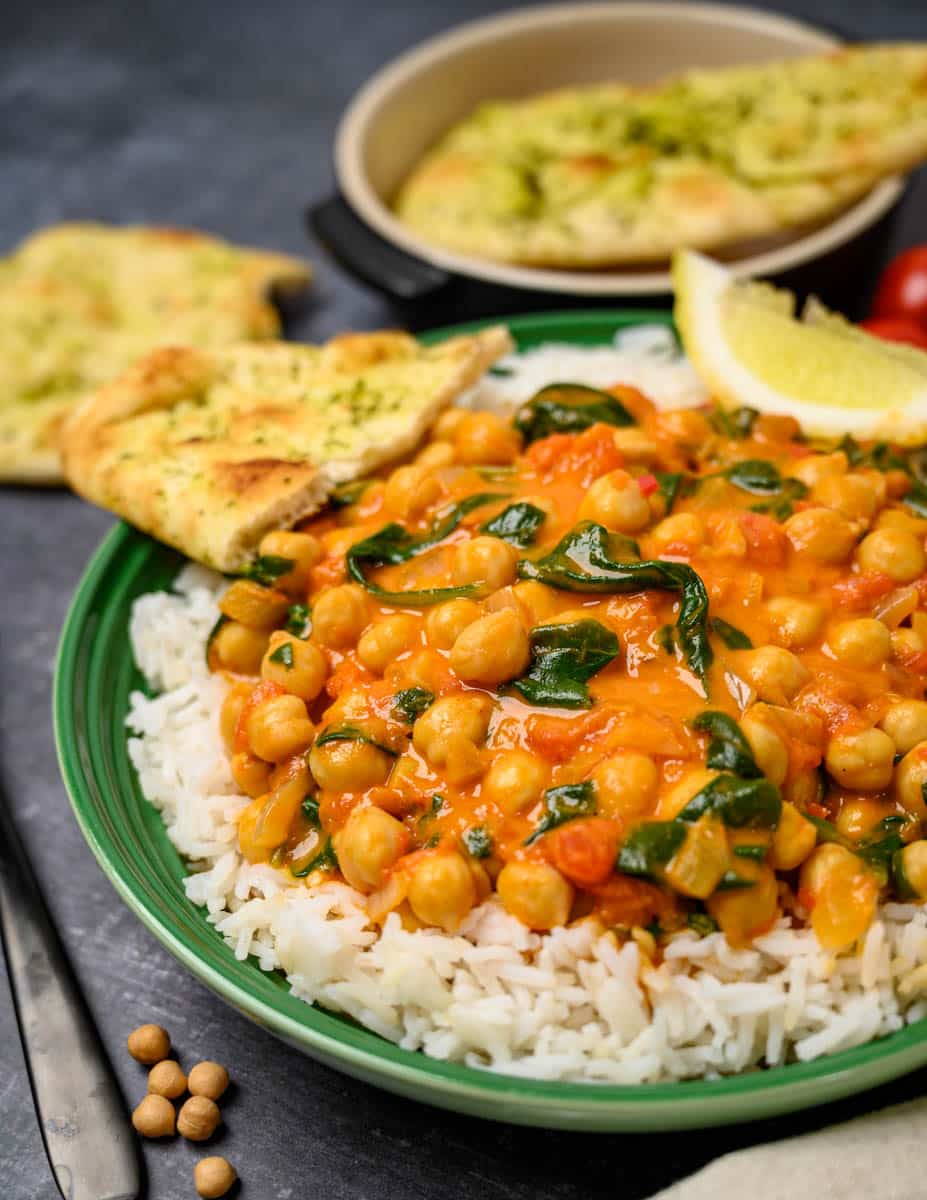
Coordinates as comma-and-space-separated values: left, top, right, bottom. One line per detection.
0, 223, 311, 484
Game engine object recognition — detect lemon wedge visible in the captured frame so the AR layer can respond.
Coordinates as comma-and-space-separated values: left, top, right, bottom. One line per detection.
672, 250, 927, 444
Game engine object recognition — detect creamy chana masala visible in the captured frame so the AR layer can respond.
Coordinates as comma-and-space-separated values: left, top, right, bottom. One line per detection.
207, 383, 927, 953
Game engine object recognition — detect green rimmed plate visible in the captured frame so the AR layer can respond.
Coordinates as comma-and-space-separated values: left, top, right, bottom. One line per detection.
54, 309, 927, 1131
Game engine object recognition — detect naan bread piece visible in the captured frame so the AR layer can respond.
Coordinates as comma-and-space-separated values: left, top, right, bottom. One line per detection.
394, 45, 927, 268
61, 327, 512, 571
0, 223, 311, 483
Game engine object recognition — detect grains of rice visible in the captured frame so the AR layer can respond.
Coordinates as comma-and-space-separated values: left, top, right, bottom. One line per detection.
124, 341, 927, 1083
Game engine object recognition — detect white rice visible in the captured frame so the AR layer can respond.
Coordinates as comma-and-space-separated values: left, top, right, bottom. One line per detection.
125, 339, 927, 1082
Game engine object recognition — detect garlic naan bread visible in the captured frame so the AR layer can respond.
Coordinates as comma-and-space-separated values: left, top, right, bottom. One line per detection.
61, 327, 512, 571
394, 45, 927, 268
0, 223, 311, 483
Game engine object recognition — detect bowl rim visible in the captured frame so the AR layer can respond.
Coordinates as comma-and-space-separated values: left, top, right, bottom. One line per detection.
53, 306, 927, 1130
334, 1, 905, 296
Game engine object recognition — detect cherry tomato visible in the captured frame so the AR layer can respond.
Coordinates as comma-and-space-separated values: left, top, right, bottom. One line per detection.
859, 316, 927, 351
871, 246, 927, 326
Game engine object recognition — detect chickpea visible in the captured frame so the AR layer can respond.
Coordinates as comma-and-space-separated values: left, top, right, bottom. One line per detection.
578, 470, 651, 534
432, 406, 467, 440
219, 681, 252, 752
656, 408, 711, 450
148, 1060, 187, 1099
453, 410, 521, 465
894, 742, 927, 820
770, 802, 817, 870
412, 695, 492, 768
416, 440, 456, 469
450, 609, 530, 686
194, 1157, 237, 1199
258, 529, 322, 595
741, 709, 788, 786
765, 596, 825, 649
424, 598, 481, 649
311, 584, 370, 649
452, 536, 518, 592
407, 852, 477, 931
218, 579, 290, 629
481, 750, 549, 815
612, 426, 659, 463
246, 694, 314, 762
210, 620, 269, 675
836, 798, 887, 841
593, 751, 659, 819
484, 579, 559, 626
825, 727, 895, 791
857, 527, 926, 583
497, 860, 574, 931
737, 645, 810, 705
880, 699, 927, 755
788, 451, 847, 489
334, 805, 410, 891
132, 1094, 176, 1138
783, 507, 859, 564
309, 736, 394, 792
357, 615, 419, 673
898, 841, 927, 899
230, 751, 272, 798
651, 512, 705, 552
187, 1061, 230, 1101
177, 1095, 221, 1142
384, 462, 441, 518
127, 1023, 171, 1065
811, 473, 884, 522
892, 628, 925, 662
828, 618, 891, 670
260, 631, 328, 700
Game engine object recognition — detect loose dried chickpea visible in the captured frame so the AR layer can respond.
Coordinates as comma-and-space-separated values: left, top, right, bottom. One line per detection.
194, 1157, 237, 1199
127, 1023, 171, 1065
424, 598, 481, 648
177, 1095, 221, 1142
857, 527, 926, 583
578, 470, 651, 534
450, 609, 530, 686
453, 410, 521, 465
187, 1061, 230, 1101
148, 1059, 187, 1100
132, 1093, 176, 1138
452, 536, 518, 591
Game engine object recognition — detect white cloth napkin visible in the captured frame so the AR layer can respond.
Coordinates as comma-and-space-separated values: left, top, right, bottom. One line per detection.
650, 1096, 927, 1200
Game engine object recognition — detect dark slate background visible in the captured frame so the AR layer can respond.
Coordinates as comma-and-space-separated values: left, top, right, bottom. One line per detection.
2, 2, 927, 1197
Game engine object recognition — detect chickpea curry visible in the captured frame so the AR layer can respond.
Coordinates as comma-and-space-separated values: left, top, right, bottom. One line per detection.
209, 381, 927, 952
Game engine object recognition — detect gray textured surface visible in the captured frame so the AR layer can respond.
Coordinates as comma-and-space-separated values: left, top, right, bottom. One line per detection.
2, 1, 927, 1197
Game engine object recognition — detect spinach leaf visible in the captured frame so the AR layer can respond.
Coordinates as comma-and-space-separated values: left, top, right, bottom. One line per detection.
463, 825, 493, 859
509, 619, 620, 708
514, 383, 634, 443
655, 624, 676, 655
205, 614, 229, 664
301, 795, 321, 828
290, 838, 339, 878
242, 554, 295, 587
269, 641, 295, 669
678, 773, 781, 829
710, 406, 759, 439
733, 843, 768, 861
722, 459, 786, 494
710, 616, 753, 650
748, 477, 808, 521
833, 438, 927, 518
654, 471, 686, 509
524, 781, 597, 846
314, 725, 398, 757
285, 602, 311, 638
517, 521, 713, 682
346, 492, 509, 605
687, 911, 719, 936
330, 478, 371, 509
392, 687, 435, 722
691, 711, 761, 778
480, 501, 546, 548
809, 813, 909, 885
616, 821, 687, 878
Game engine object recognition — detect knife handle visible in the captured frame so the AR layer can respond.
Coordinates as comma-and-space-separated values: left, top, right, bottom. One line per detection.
0, 789, 140, 1200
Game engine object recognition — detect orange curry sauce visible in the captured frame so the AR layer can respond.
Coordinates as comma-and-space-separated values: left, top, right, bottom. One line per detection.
211, 385, 927, 951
